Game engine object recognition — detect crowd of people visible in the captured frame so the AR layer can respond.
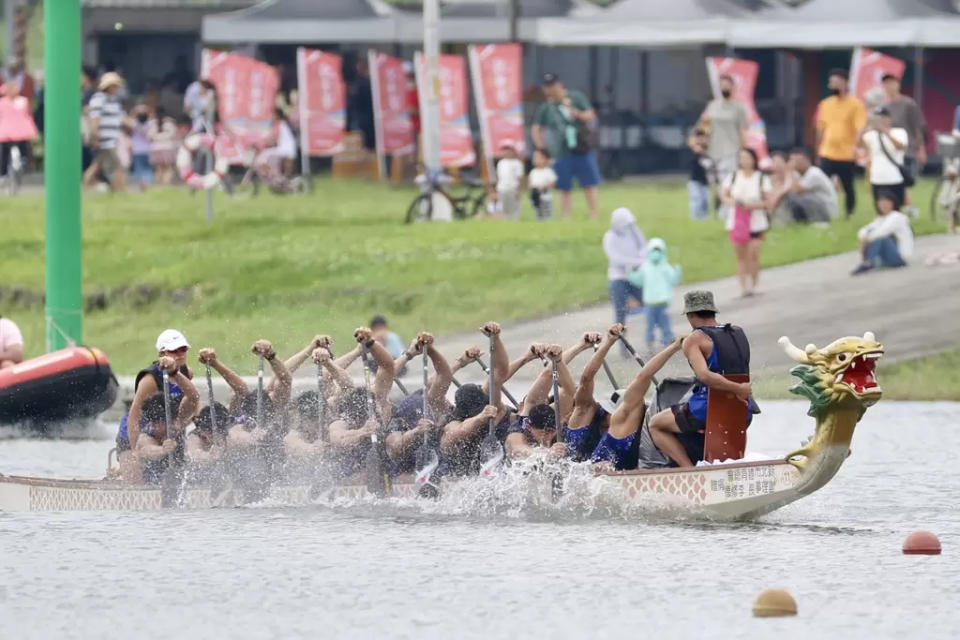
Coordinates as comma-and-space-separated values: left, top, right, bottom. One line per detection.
115, 289, 753, 492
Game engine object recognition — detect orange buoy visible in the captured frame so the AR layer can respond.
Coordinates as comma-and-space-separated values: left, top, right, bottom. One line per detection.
903, 530, 941, 555
752, 589, 798, 617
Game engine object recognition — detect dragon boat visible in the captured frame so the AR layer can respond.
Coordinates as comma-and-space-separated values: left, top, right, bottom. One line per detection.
0, 333, 883, 520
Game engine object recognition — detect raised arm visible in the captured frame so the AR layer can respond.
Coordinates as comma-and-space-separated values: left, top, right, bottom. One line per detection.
170, 365, 200, 433
270, 335, 330, 392
573, 326, 621, 411
419, 333, 454, 407
553, 347, 577, 422
520, 344, 553, 416
440, 405, 499, 450
450, 346, 481, 378
563, 332, 600, 365
252, 339, 292, 408
480, 322, 508, 407
355, 327, 395, 410
198, 348, 249, 416
609, 339, 683, 434
313, 347, 353, 393
505, 342, 542, 383
328, 419, 375, 451
392, 335, 422, 378
127, 374, 160, 449
334, 344, 362, 371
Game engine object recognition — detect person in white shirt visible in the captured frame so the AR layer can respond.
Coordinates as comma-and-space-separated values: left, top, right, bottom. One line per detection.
528, 149, 558, 220
861, 106, 908, 212
852, 191, 913, 275
603, 207, 647, 345
495, 143, 525, 220
0, 315, 25, 369
721, 148, 771, 297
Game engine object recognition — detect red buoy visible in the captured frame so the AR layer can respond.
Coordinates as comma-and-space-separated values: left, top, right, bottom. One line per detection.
903, 530, 941, 555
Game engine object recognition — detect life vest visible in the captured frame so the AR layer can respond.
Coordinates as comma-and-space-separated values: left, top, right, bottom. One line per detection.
688, 324, 750, 421
117, 362, 185, 443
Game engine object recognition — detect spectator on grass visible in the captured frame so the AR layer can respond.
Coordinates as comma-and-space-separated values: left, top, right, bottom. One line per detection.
603, 207, 647, 335
852, 191, 913, 275
184, 79, 215, 133
0, 315, 24, 369
0, 80, 38, 181
531, 73, 600, 220
686, 127, 713, 220
882, 73, 926, 216
861, 106, 908, 212
697, 73, 748, 190
528, 148, 558, 220
272, 107, 298, 177
495, 142, 525, 220
768, 148, 838, 224
628, 237, 682, 351
83, 71, 126, 191
148, 106, 178, 185
129, 104, 153, 191
722, 148, 771, 298
816, 68, 866, 218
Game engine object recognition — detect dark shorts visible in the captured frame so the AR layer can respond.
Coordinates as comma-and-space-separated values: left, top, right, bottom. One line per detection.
671, 402, 705, 434
95, 147, 119, 176
554, 151, 601, 191
750, 231, 764, 240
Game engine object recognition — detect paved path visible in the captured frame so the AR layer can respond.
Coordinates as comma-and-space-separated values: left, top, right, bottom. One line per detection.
115, 233, 959, 413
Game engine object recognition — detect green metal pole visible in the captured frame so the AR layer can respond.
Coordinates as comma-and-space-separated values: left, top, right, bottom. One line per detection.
44, 0, 83, 351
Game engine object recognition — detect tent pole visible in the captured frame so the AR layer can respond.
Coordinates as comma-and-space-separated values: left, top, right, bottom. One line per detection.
914, 45, 924, 112
422, 0, 442, 189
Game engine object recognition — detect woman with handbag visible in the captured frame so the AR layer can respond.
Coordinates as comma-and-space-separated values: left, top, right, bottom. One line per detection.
721, 148, 771, 298
861, 106, 909, 212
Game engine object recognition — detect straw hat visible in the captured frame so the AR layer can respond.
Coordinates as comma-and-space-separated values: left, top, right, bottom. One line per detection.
98, 71, 125, 91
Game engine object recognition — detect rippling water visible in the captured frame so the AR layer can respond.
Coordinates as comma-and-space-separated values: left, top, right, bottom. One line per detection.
1, 402, 957, 639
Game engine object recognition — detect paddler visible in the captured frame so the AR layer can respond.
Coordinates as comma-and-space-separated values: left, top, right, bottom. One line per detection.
505, 344, 574, 459
235, 339, 293, 429
327, 327, 395, 477
197, 347, 250, 416
116, 329, 193, 483
134, 355, 200, 484
563, 324, 624, 461
283, 346, 353, 459
647, 290, 754, 467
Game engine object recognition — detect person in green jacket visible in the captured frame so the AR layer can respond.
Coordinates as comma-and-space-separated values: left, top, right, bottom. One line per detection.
629, 238, 682, 350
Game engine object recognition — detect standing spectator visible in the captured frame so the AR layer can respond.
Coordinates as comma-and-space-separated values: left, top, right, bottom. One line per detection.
148, 106, 178, 185
628, 237, 682, 351
531, 73, 600, 220
722, 148, 771, 297
5, 60, 36, 110
882, 73, 926, 216
816, 68, 866, 218
80, 66, 98, 172
686, 127, 713, 220
603, 207, 647, 335
83, 71, 126, 191
347, 59, 375, 152
273, 107, 298, 177
0, 80, 38, 182
0, 315, 24, 369
129, 105, 153, 191
528, 148, 557, 220
495, 142, 524, 220
184, 79, 215, 133
697, 74, 748, 189
768, 148, 838, 223
852, 191, 913, 275
861, 106, 908, 211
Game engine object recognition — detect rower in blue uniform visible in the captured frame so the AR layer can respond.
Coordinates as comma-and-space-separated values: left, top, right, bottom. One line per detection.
647, 290, 754, 467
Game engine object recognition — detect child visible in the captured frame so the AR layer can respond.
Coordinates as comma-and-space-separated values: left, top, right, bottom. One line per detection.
629, 237, 682, 350
528, 148, 558, 220
130, 105, 153, 191
495, 142, 525, 220
852, 191, 913, 275
686, 127, 713, 220
148, 106, 178, 185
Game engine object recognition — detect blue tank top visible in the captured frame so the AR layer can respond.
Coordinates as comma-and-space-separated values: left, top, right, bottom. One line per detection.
117, 364, 183, 442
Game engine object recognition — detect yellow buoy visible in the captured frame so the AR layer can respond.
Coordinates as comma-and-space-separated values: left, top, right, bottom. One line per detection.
752, 589, 798, 617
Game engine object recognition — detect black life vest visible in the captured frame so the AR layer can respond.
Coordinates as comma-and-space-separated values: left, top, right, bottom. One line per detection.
697, 324, 750, 376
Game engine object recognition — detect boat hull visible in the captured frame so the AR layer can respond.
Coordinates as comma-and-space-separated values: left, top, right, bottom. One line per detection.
0, 459, 804, 520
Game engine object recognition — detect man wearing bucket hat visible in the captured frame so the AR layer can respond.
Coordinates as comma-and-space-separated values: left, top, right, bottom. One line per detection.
83, 71, 127, 191
646, 291, 753, 467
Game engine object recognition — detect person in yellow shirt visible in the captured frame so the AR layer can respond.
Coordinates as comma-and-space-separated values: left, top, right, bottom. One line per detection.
816, 68, 866, 218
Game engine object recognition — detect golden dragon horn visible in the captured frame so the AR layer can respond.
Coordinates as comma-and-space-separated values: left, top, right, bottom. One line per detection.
863, 331, 876, 342
778, 336, 812, 364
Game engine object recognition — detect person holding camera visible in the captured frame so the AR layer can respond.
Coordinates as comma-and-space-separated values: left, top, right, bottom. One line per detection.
531, 73, 600, 220
861, 105, 909, 212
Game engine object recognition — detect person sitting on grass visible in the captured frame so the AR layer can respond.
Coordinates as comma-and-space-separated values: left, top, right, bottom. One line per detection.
852, 191, 913, 275
767, 147, 838, 224
629, 237, 682, 351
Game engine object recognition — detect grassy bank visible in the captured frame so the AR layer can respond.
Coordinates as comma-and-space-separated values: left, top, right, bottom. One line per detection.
1, 177, 944, 374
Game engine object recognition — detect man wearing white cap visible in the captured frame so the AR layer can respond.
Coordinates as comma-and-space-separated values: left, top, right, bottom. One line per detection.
115, 329, 194, 482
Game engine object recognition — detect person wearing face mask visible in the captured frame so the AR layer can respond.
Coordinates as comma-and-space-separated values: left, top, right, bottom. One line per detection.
816, 68, 867, 218
697, 73, 748, 190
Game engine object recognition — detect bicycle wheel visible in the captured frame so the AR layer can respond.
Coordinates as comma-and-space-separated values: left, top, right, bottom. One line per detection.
405, 193, 432, 223
230, 170, 259, 199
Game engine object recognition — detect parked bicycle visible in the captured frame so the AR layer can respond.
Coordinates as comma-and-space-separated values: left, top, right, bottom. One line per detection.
225, 144, 306, 197
930, 133, 960, 232
405, 172, 488, 223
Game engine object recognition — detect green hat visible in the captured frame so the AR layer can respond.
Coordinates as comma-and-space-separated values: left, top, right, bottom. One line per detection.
682, 290, 717, 315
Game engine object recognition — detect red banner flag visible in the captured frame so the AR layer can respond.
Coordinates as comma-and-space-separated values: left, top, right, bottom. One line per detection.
296, 48, 346, 157
468, 43, 524, 172
369, 51, 415, 161
850, 47, 906, 108
202, 49, 279, 163
706, 57, 770, 169
416, 52, 476, 168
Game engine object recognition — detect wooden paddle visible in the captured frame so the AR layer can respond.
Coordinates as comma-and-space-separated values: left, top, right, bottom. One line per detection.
360, 342, 389, 497
414, 345, 440, 497
477, 332, 504, 476
160, 368, 184, 508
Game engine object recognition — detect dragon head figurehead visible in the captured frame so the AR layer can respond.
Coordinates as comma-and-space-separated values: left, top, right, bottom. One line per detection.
778, 333, 884, 471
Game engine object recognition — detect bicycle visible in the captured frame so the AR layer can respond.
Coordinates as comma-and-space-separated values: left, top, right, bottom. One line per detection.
929, 133, 960, 232
404, 172, 488, 223
226, 145, 306, 198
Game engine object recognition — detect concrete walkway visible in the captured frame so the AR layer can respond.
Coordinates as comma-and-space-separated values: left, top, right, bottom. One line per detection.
114, 233, 959, 414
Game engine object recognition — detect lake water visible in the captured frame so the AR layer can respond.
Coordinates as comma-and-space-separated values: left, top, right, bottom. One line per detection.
0, 401, 956, 640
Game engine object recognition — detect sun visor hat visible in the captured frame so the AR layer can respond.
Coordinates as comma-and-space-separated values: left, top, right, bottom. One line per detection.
156, 329, 190, 352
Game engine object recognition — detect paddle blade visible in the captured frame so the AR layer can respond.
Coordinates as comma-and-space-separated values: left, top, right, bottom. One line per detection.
160, 464, 185, 508
478, 432, 504, 477
364, 436, 387, 497
414, 445, 440, 491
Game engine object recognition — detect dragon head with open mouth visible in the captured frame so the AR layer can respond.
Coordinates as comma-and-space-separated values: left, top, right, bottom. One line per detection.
778, 333, 884, 471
